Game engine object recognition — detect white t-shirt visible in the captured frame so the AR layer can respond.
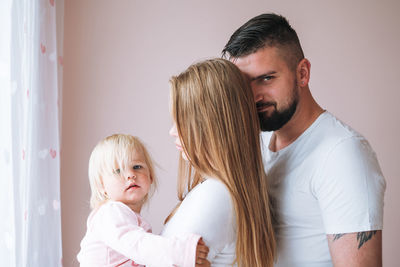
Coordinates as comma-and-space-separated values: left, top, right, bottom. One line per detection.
262, 111, 386, 267
161, 178, 237, 266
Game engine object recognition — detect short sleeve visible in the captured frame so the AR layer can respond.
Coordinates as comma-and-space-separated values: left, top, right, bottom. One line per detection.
92, 201, 201, 267
313, 137, 386, 234
162, 179, 235, 261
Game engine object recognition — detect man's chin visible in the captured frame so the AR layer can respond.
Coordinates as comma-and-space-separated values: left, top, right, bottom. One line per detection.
258, 100, 297, 131
259, 114, 286, 132
260, 124, 283, 132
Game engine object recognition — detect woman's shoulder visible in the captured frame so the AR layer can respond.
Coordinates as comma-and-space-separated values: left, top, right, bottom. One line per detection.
162, 177, 236, 257
176, 177, 233, 220
187, 178, 231, 203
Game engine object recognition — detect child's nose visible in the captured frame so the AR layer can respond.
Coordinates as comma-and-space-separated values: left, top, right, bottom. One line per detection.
125, 170, 136, 180
126, 174, 136, 180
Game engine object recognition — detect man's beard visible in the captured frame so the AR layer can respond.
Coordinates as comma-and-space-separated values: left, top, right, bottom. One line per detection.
257, 89, 298, 132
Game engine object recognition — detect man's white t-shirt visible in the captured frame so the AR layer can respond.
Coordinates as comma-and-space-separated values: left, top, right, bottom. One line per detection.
262, 111, 386, 267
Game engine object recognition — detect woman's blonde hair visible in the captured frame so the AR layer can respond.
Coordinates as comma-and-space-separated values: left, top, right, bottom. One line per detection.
168, 58, 276, 267
88, 134, 157, 209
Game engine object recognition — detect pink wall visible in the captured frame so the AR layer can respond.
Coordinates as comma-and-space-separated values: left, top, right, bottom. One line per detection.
61, 1, 400, 266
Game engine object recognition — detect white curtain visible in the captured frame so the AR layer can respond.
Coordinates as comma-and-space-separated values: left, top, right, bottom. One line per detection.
0, 0, 63, 266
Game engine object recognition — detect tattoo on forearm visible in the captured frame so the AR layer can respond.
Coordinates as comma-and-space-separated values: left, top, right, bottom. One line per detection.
332, 231, 377, 249
333, 233, 346, 241
357, 231, 377, 249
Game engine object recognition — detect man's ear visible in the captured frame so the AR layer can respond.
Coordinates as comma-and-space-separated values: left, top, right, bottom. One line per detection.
297, 58, 311, 87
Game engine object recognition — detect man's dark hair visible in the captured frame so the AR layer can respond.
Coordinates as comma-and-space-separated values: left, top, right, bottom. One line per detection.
222, 13, 304, 71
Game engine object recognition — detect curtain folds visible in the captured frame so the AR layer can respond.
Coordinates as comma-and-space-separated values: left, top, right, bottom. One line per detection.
0, 0, 63, 266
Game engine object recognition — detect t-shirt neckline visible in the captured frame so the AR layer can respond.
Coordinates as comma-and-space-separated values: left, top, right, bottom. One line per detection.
266, 110, 329, 156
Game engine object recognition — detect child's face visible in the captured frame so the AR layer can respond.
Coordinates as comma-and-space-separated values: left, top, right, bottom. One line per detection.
102, 149, 152, 213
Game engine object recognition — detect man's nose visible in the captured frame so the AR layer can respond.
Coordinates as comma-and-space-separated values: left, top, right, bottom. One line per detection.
252, 85, 264, 103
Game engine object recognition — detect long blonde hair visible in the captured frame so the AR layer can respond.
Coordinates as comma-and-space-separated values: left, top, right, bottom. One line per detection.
88, 134, 157, 209
169, 58, 276, 266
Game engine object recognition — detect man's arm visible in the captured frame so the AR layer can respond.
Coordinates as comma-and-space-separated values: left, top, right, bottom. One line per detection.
327, 230, 382, 267
315, 137, 385, 266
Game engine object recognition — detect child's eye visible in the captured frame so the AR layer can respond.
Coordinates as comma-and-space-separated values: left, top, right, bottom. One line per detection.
133, 165, 142, 170
114, 169, 121, 174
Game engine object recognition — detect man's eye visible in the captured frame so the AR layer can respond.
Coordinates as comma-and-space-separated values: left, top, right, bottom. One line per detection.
263, 75, 273, 81
114, 169, 121, 174
133, 165, 142, 170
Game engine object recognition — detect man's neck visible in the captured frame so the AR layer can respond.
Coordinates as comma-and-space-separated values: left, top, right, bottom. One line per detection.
269, 94, 324, 152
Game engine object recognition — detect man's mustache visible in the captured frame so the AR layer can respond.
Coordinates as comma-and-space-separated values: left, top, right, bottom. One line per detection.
256, 101, 276, 111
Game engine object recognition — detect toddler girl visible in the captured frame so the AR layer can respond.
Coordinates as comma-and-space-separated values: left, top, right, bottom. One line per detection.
77, 134, 208, 267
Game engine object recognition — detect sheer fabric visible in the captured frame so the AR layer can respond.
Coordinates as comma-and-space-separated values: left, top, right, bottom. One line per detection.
0, 0, 63, 266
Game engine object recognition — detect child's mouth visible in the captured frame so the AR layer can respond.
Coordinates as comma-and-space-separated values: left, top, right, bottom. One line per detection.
126, 184, 140, 191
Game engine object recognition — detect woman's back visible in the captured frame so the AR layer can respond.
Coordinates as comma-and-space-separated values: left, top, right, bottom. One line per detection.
162, 178, 236, 266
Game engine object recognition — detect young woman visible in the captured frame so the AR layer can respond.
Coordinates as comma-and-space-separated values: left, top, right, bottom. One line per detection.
163, 58, 276, 267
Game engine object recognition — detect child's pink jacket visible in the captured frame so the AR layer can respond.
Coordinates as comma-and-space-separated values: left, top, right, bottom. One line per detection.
77, 201, 200, 267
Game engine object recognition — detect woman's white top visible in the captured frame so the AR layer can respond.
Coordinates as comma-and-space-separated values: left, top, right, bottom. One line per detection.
161, 178, 237, 266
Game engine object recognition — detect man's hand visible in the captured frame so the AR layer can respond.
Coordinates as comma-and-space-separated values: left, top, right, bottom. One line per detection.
327, 230, 382, 267
195, 238, 210, 267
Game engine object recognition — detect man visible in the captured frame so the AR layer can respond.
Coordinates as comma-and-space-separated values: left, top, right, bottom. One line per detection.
222, 14, 386, 267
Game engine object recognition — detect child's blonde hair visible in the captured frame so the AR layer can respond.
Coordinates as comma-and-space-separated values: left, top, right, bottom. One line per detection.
88, 134, 157, 209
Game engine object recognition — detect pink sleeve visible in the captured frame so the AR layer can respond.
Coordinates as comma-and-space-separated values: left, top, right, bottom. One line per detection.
93, 201, 201, 267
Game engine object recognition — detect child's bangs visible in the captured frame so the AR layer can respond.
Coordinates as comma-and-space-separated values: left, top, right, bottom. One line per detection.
99, 138, 140, 175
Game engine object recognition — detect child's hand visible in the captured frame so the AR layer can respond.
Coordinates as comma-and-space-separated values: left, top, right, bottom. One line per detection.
195, 238, 210, 267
